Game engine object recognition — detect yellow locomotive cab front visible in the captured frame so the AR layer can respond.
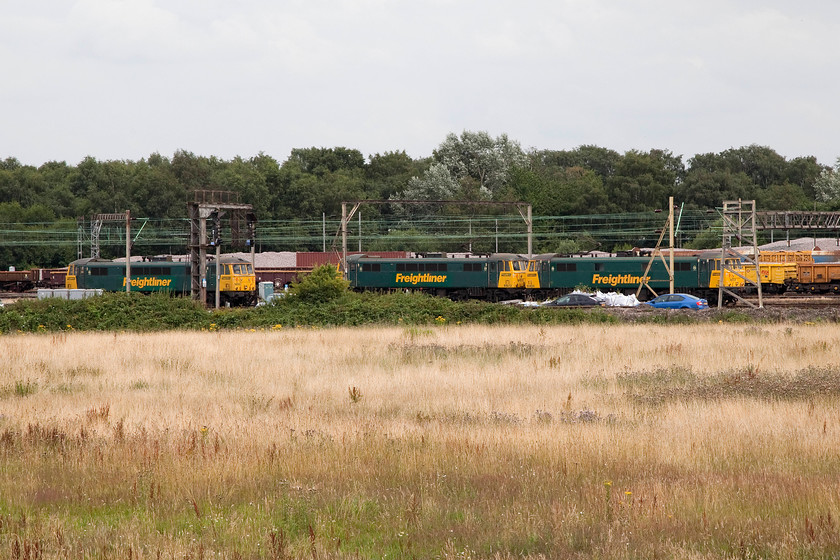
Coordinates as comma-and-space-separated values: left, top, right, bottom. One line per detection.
219, 263, 256, 293
66, 263, 78, 289
525, 260, 542, 289
497, 259, 527, 289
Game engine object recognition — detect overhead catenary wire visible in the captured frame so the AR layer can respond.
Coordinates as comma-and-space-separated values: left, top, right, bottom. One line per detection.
0, 211, 724, 253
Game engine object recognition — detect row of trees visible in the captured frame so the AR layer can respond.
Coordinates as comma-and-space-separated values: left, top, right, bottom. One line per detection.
1, 131, 839, 266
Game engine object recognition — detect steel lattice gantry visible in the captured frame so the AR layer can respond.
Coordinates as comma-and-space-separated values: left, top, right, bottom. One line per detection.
188, 190, 254, 308
719, 200, 762, 309
754, 211, 840, 230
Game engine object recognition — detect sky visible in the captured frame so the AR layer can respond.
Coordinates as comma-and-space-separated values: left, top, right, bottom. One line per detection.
2, 0, 839, 168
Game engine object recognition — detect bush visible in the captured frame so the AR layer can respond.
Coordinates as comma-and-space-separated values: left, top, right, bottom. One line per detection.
0, 292, 211, 333
290, 265, 349, 304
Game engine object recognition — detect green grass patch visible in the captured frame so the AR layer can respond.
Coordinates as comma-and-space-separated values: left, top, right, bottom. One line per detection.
0, 379, 39, 398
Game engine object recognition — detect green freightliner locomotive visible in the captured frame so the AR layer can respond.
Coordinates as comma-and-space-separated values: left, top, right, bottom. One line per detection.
347, 253, 723, 303
66, 256, 256, 306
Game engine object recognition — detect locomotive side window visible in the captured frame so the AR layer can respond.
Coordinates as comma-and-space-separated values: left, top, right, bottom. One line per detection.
91, 267, 108, 276
362, 263, 381, 272
555, 263, 577, 272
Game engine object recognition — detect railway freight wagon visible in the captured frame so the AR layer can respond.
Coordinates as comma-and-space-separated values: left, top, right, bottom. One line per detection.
346, 253, 527, 301
66, 257, 256, 305
526, 255, 710, 299
0, 268, 67, 291
789, 263, 840, 293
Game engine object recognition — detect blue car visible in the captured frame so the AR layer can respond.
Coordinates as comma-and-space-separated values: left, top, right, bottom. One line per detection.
644, 293, 709, 310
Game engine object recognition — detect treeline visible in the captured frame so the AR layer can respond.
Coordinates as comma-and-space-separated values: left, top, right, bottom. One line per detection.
0, 131, 837, 266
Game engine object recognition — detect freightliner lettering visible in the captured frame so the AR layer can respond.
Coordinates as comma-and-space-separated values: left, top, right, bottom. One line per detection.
395, 273, 447, 285
122, 277, 173, 289
591, 273, 650, 286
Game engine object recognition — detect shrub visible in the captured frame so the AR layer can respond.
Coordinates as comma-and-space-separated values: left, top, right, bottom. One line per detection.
290, 265, 349, 304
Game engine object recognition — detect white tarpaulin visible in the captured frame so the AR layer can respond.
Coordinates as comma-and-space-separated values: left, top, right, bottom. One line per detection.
593, 290, 641, 307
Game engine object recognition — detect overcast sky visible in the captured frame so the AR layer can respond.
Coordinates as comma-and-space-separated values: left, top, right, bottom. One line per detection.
2, 1, 838, 168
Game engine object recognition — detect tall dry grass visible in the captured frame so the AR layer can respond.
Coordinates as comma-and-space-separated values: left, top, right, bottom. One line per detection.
0, 324, 838, 558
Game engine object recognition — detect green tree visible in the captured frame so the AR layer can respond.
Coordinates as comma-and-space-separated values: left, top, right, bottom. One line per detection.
288, 147, 366, 175
680, 151, 759, 209
170, 150, 222, 191
399, 131, 527, 203
272, 148, 368, 220
38, 161, 76, 217
211, 156, 272, 218
604, 149, 683, 212
534, 145, 621, 184
757, 182, 811, 211
400, 163, 460, 201
131, 154, 185, 219
523, 166, 608, 216
719, 145, 787, 189
365, 151, 423, 200
814, 157, 840, 206
785, 156, 824, 200
441, 131, 528, 197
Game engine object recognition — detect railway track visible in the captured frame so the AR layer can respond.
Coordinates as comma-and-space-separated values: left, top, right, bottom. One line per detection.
0, 291, 37, 304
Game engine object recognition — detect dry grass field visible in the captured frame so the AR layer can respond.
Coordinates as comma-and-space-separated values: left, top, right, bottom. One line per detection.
0, 323, 839, 559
